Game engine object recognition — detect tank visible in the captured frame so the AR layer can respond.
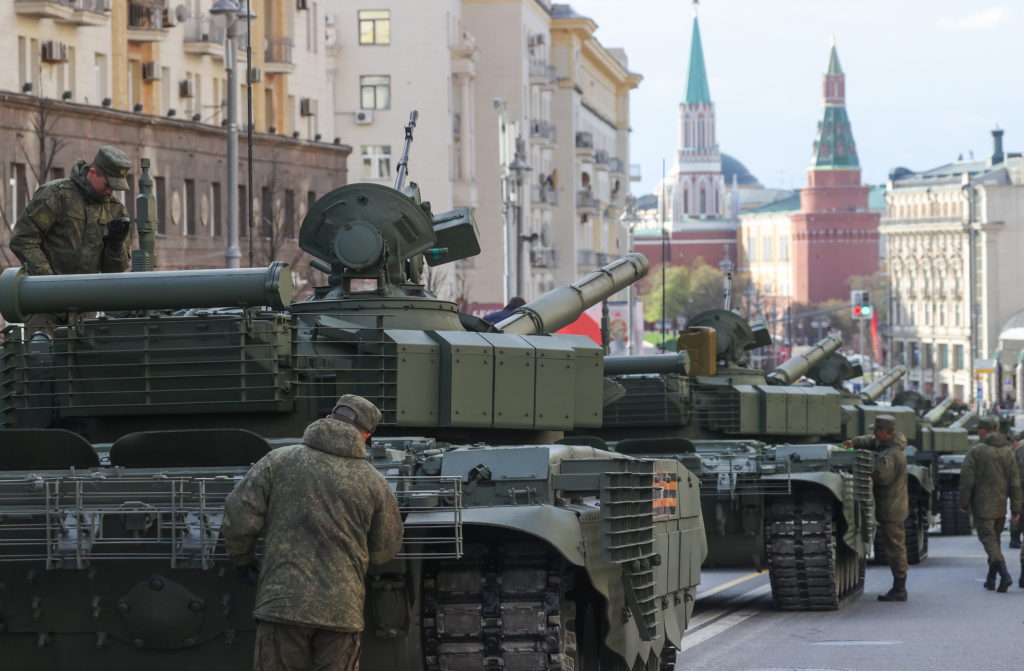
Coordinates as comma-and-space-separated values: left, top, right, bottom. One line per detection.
0, 151, 705, 670
581, 310, 876, 611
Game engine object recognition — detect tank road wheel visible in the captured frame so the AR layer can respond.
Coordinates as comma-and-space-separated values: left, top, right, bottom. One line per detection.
422, 541, 582, 671
764, 495, 863, 610
940, 489, 973, 535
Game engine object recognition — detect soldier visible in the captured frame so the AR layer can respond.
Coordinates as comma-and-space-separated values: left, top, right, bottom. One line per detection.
959, 416, 1023, 593
9, 146, 134, 334
1016, 432, 1024, 586
222, 395, 404, 671
1011, 432, 1023, 550
845, 414, 909, 602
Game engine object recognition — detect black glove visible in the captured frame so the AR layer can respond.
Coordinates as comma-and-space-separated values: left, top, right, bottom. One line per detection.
235, 560, 260, 586
106, 217, 132, 248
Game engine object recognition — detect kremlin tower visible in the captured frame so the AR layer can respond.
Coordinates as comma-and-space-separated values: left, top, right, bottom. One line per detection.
789, 42, 880, 303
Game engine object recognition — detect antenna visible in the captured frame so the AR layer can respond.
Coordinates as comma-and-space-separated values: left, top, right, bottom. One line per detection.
245, 0, 255, 267
394, 110, 419, 191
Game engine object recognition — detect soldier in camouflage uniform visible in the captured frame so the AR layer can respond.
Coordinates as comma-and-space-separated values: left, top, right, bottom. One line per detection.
1011, 433, 1023, 550
222, 395, 404, 671
847, 414, 909, 601
9, 146, 134, 333
1014, 432, 1024, 587
959, 416, 1022, 593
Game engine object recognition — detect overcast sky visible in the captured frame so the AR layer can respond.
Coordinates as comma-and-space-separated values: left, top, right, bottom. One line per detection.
573, 0, 1024, 195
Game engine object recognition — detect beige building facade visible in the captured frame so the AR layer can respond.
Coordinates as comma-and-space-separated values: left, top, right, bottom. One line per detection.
882, 130, 1024, 405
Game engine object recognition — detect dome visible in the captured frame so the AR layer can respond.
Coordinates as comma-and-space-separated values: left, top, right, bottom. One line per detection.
721, 153, 760, 187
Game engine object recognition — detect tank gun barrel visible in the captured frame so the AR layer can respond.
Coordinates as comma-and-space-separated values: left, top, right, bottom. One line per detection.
0, 262, 293, 323
496, 253, 648, 335
922, 397, 955, 424
951, 411, 977, 430
603, 352, 688, 376
766, 334, 843, 385
859, 365, 908, 403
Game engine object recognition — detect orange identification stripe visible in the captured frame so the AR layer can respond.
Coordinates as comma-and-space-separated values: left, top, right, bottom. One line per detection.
661, 481, 678, 491
654, 498, 678, 507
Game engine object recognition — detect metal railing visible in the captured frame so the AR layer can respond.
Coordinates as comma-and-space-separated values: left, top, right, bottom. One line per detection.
530, 119, 555, 141
607, 157, 624, 173
577, 249, 595, 267
73, 0, 107, 13
529, 61, 556, 81
575, 131, 593, 149
594, 150, 609, 165
128, 0, 164, 29
531, 183, 558, 206
576, 189, 598, 210
184, 16, 226, 44
265, 36, 294, 64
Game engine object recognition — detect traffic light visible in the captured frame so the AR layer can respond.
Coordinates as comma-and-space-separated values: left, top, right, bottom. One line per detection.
851, 290, 872, 319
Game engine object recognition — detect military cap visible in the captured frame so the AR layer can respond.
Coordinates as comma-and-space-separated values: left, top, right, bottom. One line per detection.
977, 416, 999, 431
871, 414, 896, 431
92, 146, 131, 191
331, 394, 383, 434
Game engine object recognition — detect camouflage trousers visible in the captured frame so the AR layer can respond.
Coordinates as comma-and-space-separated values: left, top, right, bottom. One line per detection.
975, 517, 1006, 565
878, 519, 908, 579
254, 620, 361, 671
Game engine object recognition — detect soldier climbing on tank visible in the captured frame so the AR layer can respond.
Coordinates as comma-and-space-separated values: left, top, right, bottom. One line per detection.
845, 414, 909, 602
222, 394, 404, 671
9, 145, 134, 336
959, 416, 1023, 593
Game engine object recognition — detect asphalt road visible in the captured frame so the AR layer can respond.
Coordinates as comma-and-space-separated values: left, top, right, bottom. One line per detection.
676, 532, 1024, 670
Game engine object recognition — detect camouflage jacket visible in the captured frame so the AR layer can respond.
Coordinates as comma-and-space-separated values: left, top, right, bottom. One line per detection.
222, 418, 403, 631
960, 433, 1023, 519
10, 159, 131, 275
850, 432, 909, 522
1017, 444, 1024, 489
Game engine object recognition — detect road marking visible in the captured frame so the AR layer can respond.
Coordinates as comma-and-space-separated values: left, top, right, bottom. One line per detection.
696, 571, 765, 599
807, 640, 902, 646
681, 583, 771, 651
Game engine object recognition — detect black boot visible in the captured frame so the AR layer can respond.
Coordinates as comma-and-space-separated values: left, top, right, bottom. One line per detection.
984, 564, 998, 590
995, 561, 1012, 593
878, 576, 908, 602
1020, 562, 1024, 589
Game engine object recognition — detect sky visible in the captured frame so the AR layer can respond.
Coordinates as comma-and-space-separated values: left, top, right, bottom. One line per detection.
571, 0, 1024, 195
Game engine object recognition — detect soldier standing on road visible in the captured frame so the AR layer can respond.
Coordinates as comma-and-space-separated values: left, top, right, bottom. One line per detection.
1011, 433, 1023, 550
959, 416, 1023, 593
1015, 432, 1024, 586
9, 146, 134, 334
846, 414, 909, 602
222, 394, 404, 671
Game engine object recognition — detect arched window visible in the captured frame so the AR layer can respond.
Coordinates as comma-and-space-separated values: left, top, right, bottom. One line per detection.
700, 188, 707, 214
684, 118, 692, 147
697, 114, 705, 149
683, 190, 689, 214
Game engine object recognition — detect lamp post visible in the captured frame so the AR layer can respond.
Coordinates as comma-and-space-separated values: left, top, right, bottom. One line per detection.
508, 136, 531, 297
620, 195, 642, 354
210, 0, 255, 269
719, 254, 733, 310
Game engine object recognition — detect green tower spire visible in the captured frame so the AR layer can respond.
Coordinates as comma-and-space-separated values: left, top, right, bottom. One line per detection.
811, 40, 859, 170
684, 15, 712, 104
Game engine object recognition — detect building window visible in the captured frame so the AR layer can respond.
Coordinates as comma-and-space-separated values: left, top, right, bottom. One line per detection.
360, 75, 391, 109
938, 344, 949, 369
911, 343, 920, 368
283, 189, 295, 239
307, 190, 317, 214
11, 163, 29, 220
184, 179, 196, 236
239, 185, 248, 239
155, 176, 167, 235
362, 145, 391, 179
778, 234, 789, 261
261, 186, 273, 238
699, 188, 706, 214
953, 344, 963, 371
358, 10, 390, 45
922, 344, 932, 370
761, 233, 773, 262
212, 182, 222, 238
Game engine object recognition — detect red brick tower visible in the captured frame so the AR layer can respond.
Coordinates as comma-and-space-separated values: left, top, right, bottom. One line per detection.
790, 41, 879, 303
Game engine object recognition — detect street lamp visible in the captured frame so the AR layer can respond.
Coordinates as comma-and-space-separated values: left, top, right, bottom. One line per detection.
210, 0, 256, 268
620, 195, 642, 354
719, 254, 733, 310
508, 136, 531, 297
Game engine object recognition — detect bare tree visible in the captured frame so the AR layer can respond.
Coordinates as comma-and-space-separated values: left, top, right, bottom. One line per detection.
17, 99, 70, 187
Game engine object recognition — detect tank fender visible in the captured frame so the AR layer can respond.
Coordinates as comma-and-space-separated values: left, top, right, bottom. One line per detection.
907, 463, 934, 494
764, 471, 873, 556
404, 505, 586, 565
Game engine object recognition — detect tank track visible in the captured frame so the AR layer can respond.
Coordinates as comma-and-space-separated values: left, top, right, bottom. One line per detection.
659, 643, 678, 671
939, 488, 973, 535
764, 496, 864, 610
874, 503, 929, 565
422, 542, 574, 671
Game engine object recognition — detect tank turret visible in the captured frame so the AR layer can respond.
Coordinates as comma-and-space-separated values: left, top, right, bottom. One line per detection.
922, 397, 956, 425
859, 365, 908, 403
765, 334, 844, 385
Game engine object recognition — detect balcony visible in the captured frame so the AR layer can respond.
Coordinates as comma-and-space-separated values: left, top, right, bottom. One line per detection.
575, 131, 594, 159
529, 119, 556, 145
531, 183, 559, 207
69, 0, 108, 25
629, 163, 642, 182
127, 1, 168, 42
576, 189, 599, 212
608, 157, 625, 175
578, 250, 596, 267
594, 150, 610, 169
530, 248, 558, 268
529, 60, 556, 84
184, 16, 226, 56
264, 36, 295, 74
596, 252, 615, 266
14, 0, 74, 21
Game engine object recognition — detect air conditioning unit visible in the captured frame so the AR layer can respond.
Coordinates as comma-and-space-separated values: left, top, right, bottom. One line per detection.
142, 61, 161, 81
248, 67, 262, 83
300, 98, 318, 117
296, 0, 309, 9
163, 7, 177, 26
179, 78, 195, 98
354, 109, 373, 125
41, 41, 69, 64
324, 10, 336, 26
